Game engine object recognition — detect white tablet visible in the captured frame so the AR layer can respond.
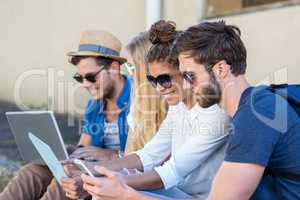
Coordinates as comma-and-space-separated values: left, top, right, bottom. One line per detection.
29, 132, 67, 184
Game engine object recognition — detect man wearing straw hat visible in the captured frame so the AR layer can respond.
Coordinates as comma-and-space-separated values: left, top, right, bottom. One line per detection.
0, 30, 132, 200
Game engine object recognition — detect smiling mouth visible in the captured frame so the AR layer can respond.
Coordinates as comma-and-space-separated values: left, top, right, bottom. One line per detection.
162, 90, 176, 96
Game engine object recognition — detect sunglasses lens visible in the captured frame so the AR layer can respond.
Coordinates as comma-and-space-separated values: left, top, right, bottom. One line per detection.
183, 73, 194, 84
157, 74, 172, 88
85, 74, 97, 83
146, 75, 157, 88
73, 73, 83, 83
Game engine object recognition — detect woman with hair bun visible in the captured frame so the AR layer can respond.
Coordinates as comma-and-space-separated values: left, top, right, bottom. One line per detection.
81, 20, 230, 200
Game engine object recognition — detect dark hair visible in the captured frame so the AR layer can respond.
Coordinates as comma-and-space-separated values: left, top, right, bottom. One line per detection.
171, 20, 247, 76
69, 56, 114, 68
146, 20, 180, 67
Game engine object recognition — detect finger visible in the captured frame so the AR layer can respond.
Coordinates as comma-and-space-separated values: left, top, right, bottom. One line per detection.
81, 173, 96, 185
83, 156, 96, 161
61, 179, 77, 191
61, 182, 85, 199
64, 165, 74, 177
61, 177, 75, 184
83, 183, 103, 198
63, 186, 77, 195
69, 149, 82, 157
60, 177, 68, 184
61, 159, 75, 165
81, 174, 103, 187
83, 182, 93, 193
65, 191, 78, 199
73, 152, 90, 160
61, 177, 81, 188
94, 166, 116, 179
64, 164, 81, 177
70, 152, 84, 159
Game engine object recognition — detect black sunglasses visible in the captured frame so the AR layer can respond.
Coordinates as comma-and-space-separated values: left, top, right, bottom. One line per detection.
73, 67, 105, 83
182, 72, 196, 85
146, 74, 173, 89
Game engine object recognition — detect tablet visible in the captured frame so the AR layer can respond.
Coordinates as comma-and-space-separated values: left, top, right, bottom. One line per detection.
29, 132, 67, 184
6, 111, 68, 164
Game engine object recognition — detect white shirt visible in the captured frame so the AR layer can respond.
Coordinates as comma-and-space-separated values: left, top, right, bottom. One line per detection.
135, 102, 230, 198
103, 120, 120, 150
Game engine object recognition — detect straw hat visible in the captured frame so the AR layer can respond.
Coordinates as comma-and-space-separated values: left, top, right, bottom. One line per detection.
67, 30, 127, 64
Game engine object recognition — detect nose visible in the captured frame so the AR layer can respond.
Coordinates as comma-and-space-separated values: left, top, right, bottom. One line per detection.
183, 79, 192, 90
82, 79, 92, 89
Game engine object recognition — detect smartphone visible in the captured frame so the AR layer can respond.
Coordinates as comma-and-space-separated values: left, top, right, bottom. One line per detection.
73, 159, 95, 177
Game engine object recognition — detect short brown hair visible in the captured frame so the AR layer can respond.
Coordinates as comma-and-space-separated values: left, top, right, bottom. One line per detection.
171, 20, 247, 76
69, 56, 114, 67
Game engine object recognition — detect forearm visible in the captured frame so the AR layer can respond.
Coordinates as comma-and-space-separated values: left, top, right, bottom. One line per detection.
100, 153, 144, 172
126, 189, 161, 200
78, 133, 91, 146
124, 170, 164, 191
207, 162, 264, 200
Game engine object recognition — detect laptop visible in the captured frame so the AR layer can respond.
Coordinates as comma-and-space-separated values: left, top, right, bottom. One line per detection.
6, 111, 69, 164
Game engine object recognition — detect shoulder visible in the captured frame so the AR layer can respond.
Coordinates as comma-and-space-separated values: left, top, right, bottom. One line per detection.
234, 86, 298, 133
195, 104, 230, 125
194, 104, 230, 137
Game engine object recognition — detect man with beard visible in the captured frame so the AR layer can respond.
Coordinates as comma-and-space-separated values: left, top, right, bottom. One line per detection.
0, 30, 132, 200
174, 21, 300, 199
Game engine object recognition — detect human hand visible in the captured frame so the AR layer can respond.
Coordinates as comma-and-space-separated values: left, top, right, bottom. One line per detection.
60, 160, 90, 199
61, 159, 99, 176
70, 146, 117, 161
81, 166, 139, 200
61, 175, 90, 199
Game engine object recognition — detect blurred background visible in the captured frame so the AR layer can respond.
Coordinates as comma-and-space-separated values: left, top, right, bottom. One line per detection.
0, 0, 299, 189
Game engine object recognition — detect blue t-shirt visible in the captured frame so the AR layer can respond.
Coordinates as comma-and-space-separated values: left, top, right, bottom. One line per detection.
225, 86, 300, 199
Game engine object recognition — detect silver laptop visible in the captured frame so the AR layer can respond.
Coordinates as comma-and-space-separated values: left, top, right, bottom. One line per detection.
6, 111, 69, 164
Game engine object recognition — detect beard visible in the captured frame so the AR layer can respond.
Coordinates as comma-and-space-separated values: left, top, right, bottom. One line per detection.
195, 74, 222, 108
102, 78, 115, 100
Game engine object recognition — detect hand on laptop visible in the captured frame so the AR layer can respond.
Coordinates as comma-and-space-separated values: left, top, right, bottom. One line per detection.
69, 146, 118, 161
61, 159, 99, 176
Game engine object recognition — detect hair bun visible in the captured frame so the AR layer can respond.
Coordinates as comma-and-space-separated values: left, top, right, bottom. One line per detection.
149, 20, 177, 45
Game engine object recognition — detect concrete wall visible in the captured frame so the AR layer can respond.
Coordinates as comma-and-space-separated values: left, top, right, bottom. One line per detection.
163, 0, 201, 29
0, 0, 146, 114
0, 0, 299, 114
211, 4, 300, 85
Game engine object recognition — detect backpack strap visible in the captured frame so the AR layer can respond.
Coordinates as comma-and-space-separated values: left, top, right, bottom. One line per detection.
268, 84, 300, 117
263, 84, 300, 182
264, 167, 300, 182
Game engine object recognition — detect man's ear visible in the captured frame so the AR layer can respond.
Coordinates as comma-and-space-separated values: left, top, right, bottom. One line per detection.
212, 60, 230, 79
